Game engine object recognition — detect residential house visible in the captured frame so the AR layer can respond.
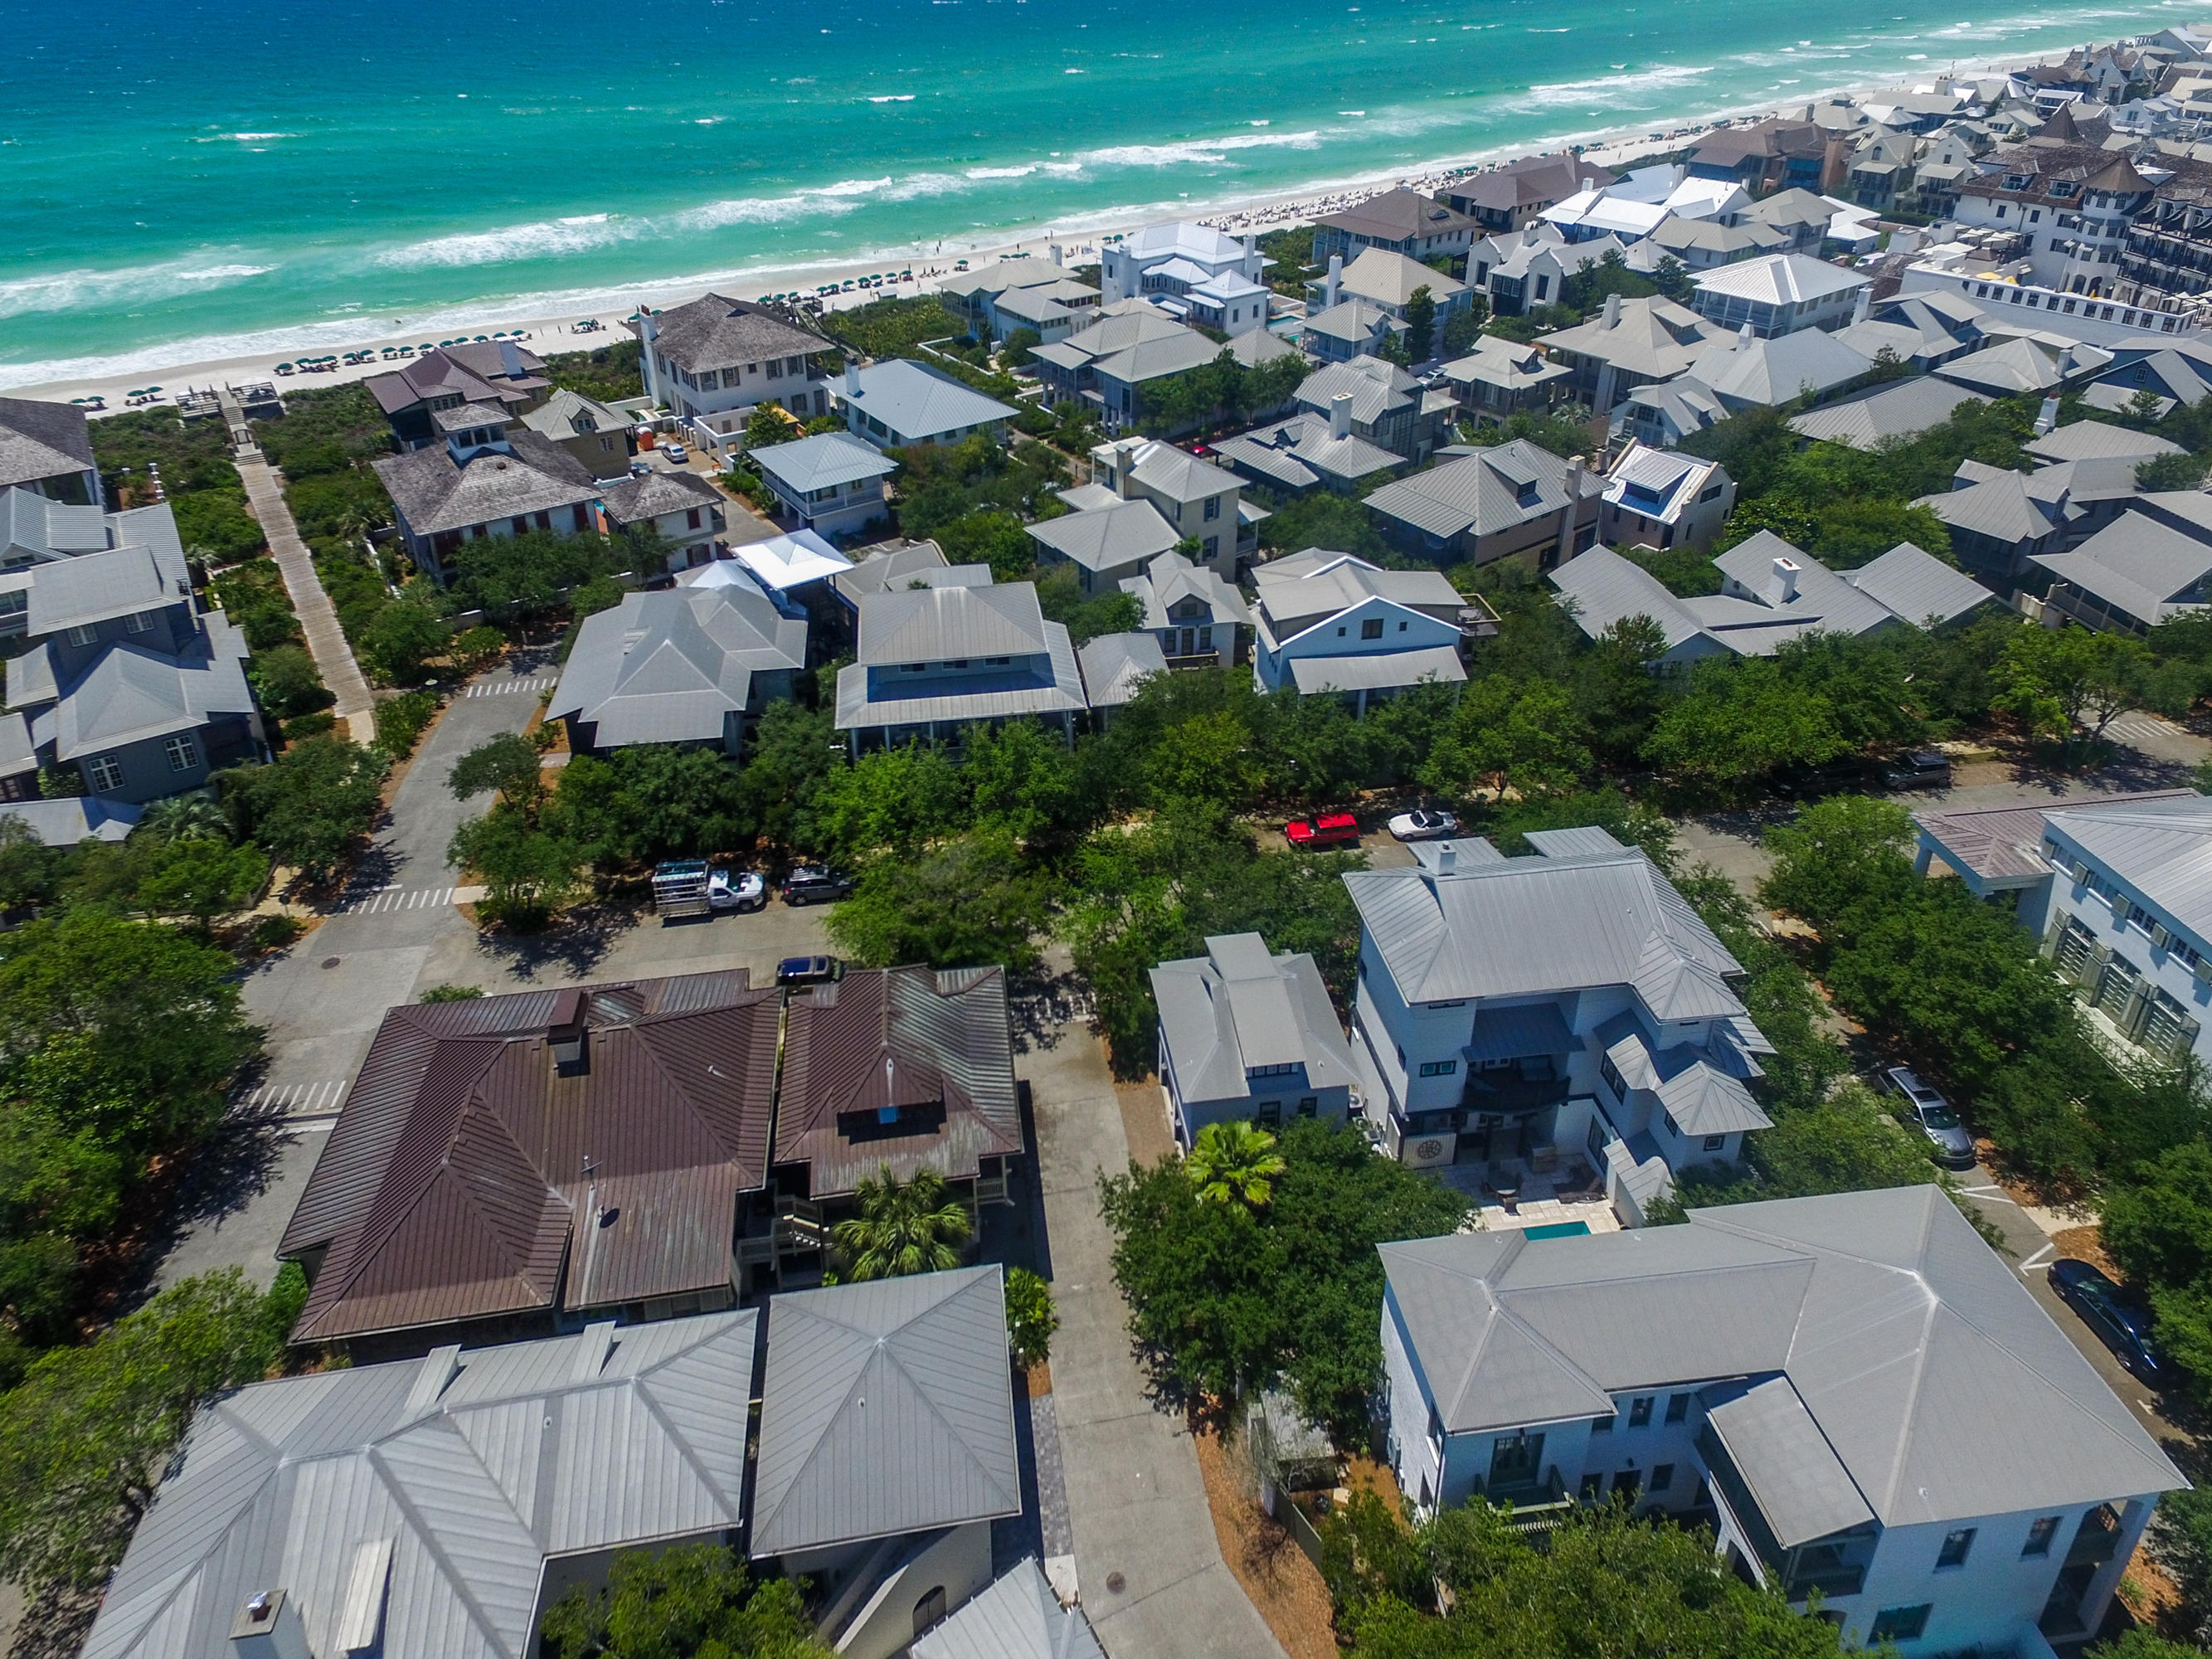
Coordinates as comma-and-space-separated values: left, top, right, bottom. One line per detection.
746, 431, 897, 539
1787, 377, 1991, 449
834, 581, 1087, 748
1323, 248, 1475, 324
597, 467, 727, 571
372, 406, 601, 583
942, 255, 1096, 339
1439, 335, 1575, 420
1688, 254, 1871, 338
1845, 127, 1921, 208
635, 293, 834, 435
835, 359, 1017, 450
1300, 298, 1407, 363
1029, 303, 1223, 434
987, 275, 1105, 345
1741, 187, 1838, 254
0, 795, 141, 844
1026, 495, 1180, 593
366, 340, 551, 450
0, 396, 101, 504
1933, 335, 2112, 397
519, 387, 634, 476
1441, 153, 1616, 232
2034, 495, 2212, 633
1952, 141, 2156, 296
0, 494, 257, 805
714, 526, 855, 609
1087, 436, 1261, 571
1597, 443, 1736, 555
2081, 338, 2212, 409
1344, 827, 1775, 1218
2027, 418, 2185, 465
1211, 405, 1410, 497
1685, 117, 1839, 194
1539, 294, 1717, 415
911, 1559, 1106, 1659
1612, 328, 1874, 449
1173, 268, 1276, 338
548, 581, 805, 756
1151, 932, 1360, 1146
1543, 166, 1748, 246
1377, 1187, 2182, 1652
2117, 157, 2212, 308
829, 538, 991, 646
1470, 225, 1648, 318
1646, 214, 1792, 271
1915, 790, 2212, 1068
1119, 547, 1252, 669
1294, 356, 1456, 461
1076, 631, 1169, 722
1364, 440, 1603, 568
1249, 549, 1472, 711
1101, 221, 1270, 304
80, 1316, 762, 1659
1313, 188, 1478, 270
1913, 453, 2142, 582
751, 1268, 1019, 1659
1554, 532, 1996, 661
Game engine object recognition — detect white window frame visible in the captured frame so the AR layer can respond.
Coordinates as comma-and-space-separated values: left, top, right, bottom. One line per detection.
85, 754, 125, 792
164, 733, 201, 772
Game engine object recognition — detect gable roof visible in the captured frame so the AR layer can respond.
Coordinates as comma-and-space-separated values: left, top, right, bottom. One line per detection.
1252, 550, 1464, 641
1364, 439, 1592, 541
646, 293, 828, 374
841, 359, 1018, 441
2027, 418, 2185, 465
0, 397, 95, 489
1383, 1187, 2183, 1528
46, 635, 256, 758
1119, 549, 1251, 631
751, 1267, 1020, 1557
278, 975, 780, 1342
548, 585, 806, 746
1336, 247, 1470, 306
1316, 187, 1475, 242
1211, 415, 1405, 491
2035, 507, 2212, 625
1844, 541, 1998, 626
1539, 296, 1713, 378
596, 465, 724, 527
1788, 377, 1991, 448
1077, 630, 1169, 708
1150, 932, 1360, 1104
83, 1315, 759, 1659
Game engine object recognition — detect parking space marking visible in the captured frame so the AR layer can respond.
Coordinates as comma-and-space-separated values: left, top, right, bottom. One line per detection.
2020, 1243, 2054, 1271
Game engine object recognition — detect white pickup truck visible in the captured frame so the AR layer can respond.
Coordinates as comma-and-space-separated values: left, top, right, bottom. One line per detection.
651, 859, 766, 917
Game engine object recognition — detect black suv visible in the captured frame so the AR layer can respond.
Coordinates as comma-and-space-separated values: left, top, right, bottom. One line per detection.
780, 865, 855, 906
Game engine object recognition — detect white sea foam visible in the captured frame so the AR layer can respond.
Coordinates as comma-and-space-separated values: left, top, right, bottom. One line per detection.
966, 165, 1038, 178
193, 132, 297, 142
1080, 129, 1322, 168
0, 258, 276, 319
1499, 63, 1714, 114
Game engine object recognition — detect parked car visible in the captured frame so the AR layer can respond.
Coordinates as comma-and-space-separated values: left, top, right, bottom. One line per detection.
1882, 1066, 1976, 1169
1884, 749, 1952, 791
780, 864, 855, 905
1285, 812, 1361, 849
709, 868, 767, 912
628, 458, 652, 477
1388, 808, 1461, 842
777, 955, 847, 986
2049, 1258, 2163, 1382
664, 443, 689, 465
1775, 757, 1871, 799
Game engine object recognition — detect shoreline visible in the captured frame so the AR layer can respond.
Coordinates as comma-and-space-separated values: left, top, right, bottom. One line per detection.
5, 40, 2091, 411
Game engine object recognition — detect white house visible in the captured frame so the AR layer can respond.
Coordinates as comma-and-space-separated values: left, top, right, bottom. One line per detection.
1101, 221, 1270, 304
596, 468, 727, 572
1378, 1187, 2183, 1655
1688, 254, 1872, 339
1087, 436, 1261, 572
1597, 443, 1736, 554
1344, 828, 1775, 1220
635, 293, 834, 435
1249, 549, 1471, 713
1913, 790, 2212, 1069
1120, 547, 1251, 669
1150, 932, 1360, 1146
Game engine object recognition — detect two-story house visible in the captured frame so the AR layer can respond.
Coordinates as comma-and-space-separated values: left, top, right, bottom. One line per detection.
1441, 153, 1615, 233
1210, 400, 1410, 498
597, 468, 727, 572
1, 495, 257, 804
1687, 254, 1872, 339
746, 431, 899, 540
1318, 249, 1475, 326
635, 293, 834, 435
1150, 932, 1360, 1146
2034, 494, 2212, 632
365, 340, 551, 450
1293, 357, 1455, 462
1101, 221, 1270, 304
1597, 442, 1737, 555
835, 359, 1017, 450
518, 387, 634, 477
0, 396, 102, 504
1378, 1186, 2182, 1654
1914, 790, 2212, 1068
373, 405, 604, 583
1313, 188, 1478, 271
1364, 440, 1602, 569
834, 581, 1087, 749
1030, 304, 1227, 434
1539, 294, 1716, 415
1344, 829, 1775, 1222
1249, 550, 1471, 713
1119, 547, 1252, 669
1087, 437, 1262, 571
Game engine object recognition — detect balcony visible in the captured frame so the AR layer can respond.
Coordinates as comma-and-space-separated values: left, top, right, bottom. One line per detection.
1474, 1468, 1576, 1535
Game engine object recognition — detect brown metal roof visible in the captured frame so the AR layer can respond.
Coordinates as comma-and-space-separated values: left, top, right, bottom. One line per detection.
775, 966, 1020, 1199
1913, 789, 2198, 883
281, 973, 778, 1342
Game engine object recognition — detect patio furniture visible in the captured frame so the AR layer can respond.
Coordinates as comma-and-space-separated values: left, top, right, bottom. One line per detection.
1530, 1146, 1559, 1175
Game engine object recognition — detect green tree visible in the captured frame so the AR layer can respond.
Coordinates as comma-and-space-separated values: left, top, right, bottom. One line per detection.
1035, 563, 1142, 646
741, 700, 839, 850
1421, 675, 1592, 800
831, 1165, 973, 1280
539, 1543, 827, 1659
134, 836, 271, 926
962, 720, 1082, 844
1405, 285, 1437, 363
808, 742, 969, 862
936, 508, 1038, 582
447, 803, 587, 929
825, 830, 1052, 971
418, 983, 484, 1002
357, 591, 450, 685
1993, 624, 2151, 754
250, 644, 330, 720
0, 817, 61, 915
999, 325, 1043, 368
445, 529, 620, 638
547, 745, 750, 868
2151, 1486, 2212, 1645
1641, 656, 1845, 798
1184, 1121, 1287, 1207
448, 732, 547, 815
219, 737, 388, 882
1004, 1267, 1058, 1369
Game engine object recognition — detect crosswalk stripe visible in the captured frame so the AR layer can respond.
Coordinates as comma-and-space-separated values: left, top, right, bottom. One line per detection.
341, 885, 456, 914
233, 1078, 349, 1117
464, 676, 556, 698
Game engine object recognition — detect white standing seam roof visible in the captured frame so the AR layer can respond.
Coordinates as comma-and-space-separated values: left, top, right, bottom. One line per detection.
751, 1267, 1020, 1557
1842, 542, 1998, 627
1382, 1187, 2184, 1529
911, 1558, 1105, 1659
83, 1316, 759, 1659
748, 431, 900, 493
1690, 253, 1871, 307
2044, 793, 2212, 938
1787, 377, 1991, 449
707, 528, 854, 591
1704, 1378, 1875, 1548
855, 581, 1051, 664
1150, 933, 1361, 1105
1286, 646, 1467, 694
2035, 510, 2212, 627
840, 360, 1018, 443
1076, 631, 1168, 708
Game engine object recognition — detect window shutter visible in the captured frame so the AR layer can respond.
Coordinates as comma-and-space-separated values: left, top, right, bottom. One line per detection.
2111, 891, 2132, 922
2153, 922, 2173, 949
2175, 1016, 2201, 1059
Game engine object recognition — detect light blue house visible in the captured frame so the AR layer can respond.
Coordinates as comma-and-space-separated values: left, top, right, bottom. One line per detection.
1249, 549, 1470, 712
1150, 932, 1359, 1147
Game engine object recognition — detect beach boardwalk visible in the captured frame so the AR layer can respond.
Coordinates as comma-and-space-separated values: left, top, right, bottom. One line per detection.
236, 450, 377, 741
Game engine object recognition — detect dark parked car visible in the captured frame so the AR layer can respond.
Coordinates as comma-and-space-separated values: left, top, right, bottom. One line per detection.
1774, 757, 1870, 799
2049, 1258, 2163, 1383
780, 865, 854, 905
1884, 750, 1952, 791
777, 955, 847, 986
1881, 1066, 1976, 1169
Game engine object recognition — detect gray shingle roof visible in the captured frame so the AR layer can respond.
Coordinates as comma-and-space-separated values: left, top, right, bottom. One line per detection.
839, 359, 1017, 443
747, 431, 899, 493
84, 1315, 758, 1659
549, 585, 805, 747
0, 397, 95, 490
647, 293, 829, 375
1076, 630, 1167, 708
520, 387, 628, 446
1150, 932, 1360, 1103
597, 466, 725, 528
1383, 1186, 2183, 1526
1334, 247, 1470, 306
751, 1267, 1020, 1557
912, 1559, 1104, 1659
1025, 499, 1178, 574
372, 432, 600, 538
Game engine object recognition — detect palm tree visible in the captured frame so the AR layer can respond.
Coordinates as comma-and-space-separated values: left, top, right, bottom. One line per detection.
832, 1165, 973, 1281
139, 794, 233, 844
1184, 1121, 1287, 1209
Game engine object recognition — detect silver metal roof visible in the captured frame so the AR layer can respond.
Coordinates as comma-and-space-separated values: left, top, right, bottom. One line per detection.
85, 1315, 758, 1659
839, 360, 1018, 443
1841, 542, 1998, 628
837, 618, 1087, 732
1913, 788, 2200, 885
751, 1267, 1020, 1557
912, 1558, 1105, 1659
2025, 417, 2180, 465
549, 585, 806, 747
1286, 645, 1467, 693
1704, 1378, 1874, 1549
1076, 630, 1167, 708
2035, 509, 2212, 628
748, 431, 900, 493
855, 581, 1052, 665
1382, 1188, 2184, 1528
2046, 793, 2212, 937
1365, 440, 1596, 542
0, 795, 141, 845
1150, 932, 1359, 1104
1025, 499, 1178, 574
1118, 549, 1250, 632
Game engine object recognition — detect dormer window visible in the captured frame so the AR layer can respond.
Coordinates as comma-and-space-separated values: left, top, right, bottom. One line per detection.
2004, 173, 2035, 191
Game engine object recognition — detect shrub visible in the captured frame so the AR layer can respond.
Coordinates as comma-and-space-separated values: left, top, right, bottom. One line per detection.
372, 690, 441, 761
282, 712, 338, 742
1005, 1267, 1058, 1369
249, 914, 304, 951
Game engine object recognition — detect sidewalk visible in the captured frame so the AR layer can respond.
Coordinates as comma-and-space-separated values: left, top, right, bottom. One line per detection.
1022, 1024, 1290, 1659
236, 455, 377, 736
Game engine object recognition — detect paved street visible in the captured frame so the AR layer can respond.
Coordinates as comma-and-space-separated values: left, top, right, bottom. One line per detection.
1022, 1018, 1289, 1659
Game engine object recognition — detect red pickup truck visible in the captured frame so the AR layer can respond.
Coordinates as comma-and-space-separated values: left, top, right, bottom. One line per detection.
1285, 812, 1361, 849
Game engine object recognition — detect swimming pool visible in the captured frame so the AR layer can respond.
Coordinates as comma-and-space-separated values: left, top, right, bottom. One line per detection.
1520, 1221, 1592, 1240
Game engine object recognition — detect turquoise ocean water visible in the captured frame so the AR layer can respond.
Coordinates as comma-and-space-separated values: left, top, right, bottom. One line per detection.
0, 0, 2188, 387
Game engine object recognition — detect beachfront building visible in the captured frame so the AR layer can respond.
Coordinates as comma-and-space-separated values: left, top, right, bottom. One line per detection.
1597, 442, 1736, 555
1030, 303, 1222, 435
835, 581, 1087, 749
0, 397, 101, 505
1364, 440, 1603, 569
1440, 335, 1576, 420
1687, 255, 1871, 339
366, 340, 552, 450
551, 581, 805, 757
1151, 932, 1359, 1146
1377, 1186, 2182, 1653
1249, 549, 1471, 711
1441, 153, 1616, 232
0, 494, 257, 805
1294, 357, 1456, 462
597, 468, 727, 572
1685, 117, 1839, 194
636, 294, 834, 435
1120, 547, 1251, 669
941, 255, 1101, 343
1539, 294, 1717, 416
1101, 222, 1271, 324
746, 431, 898, 540
1312, 188, 1478, 270
372, 406, 602, 583
834, 359, 1017, 450
518, 387, 634, 477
